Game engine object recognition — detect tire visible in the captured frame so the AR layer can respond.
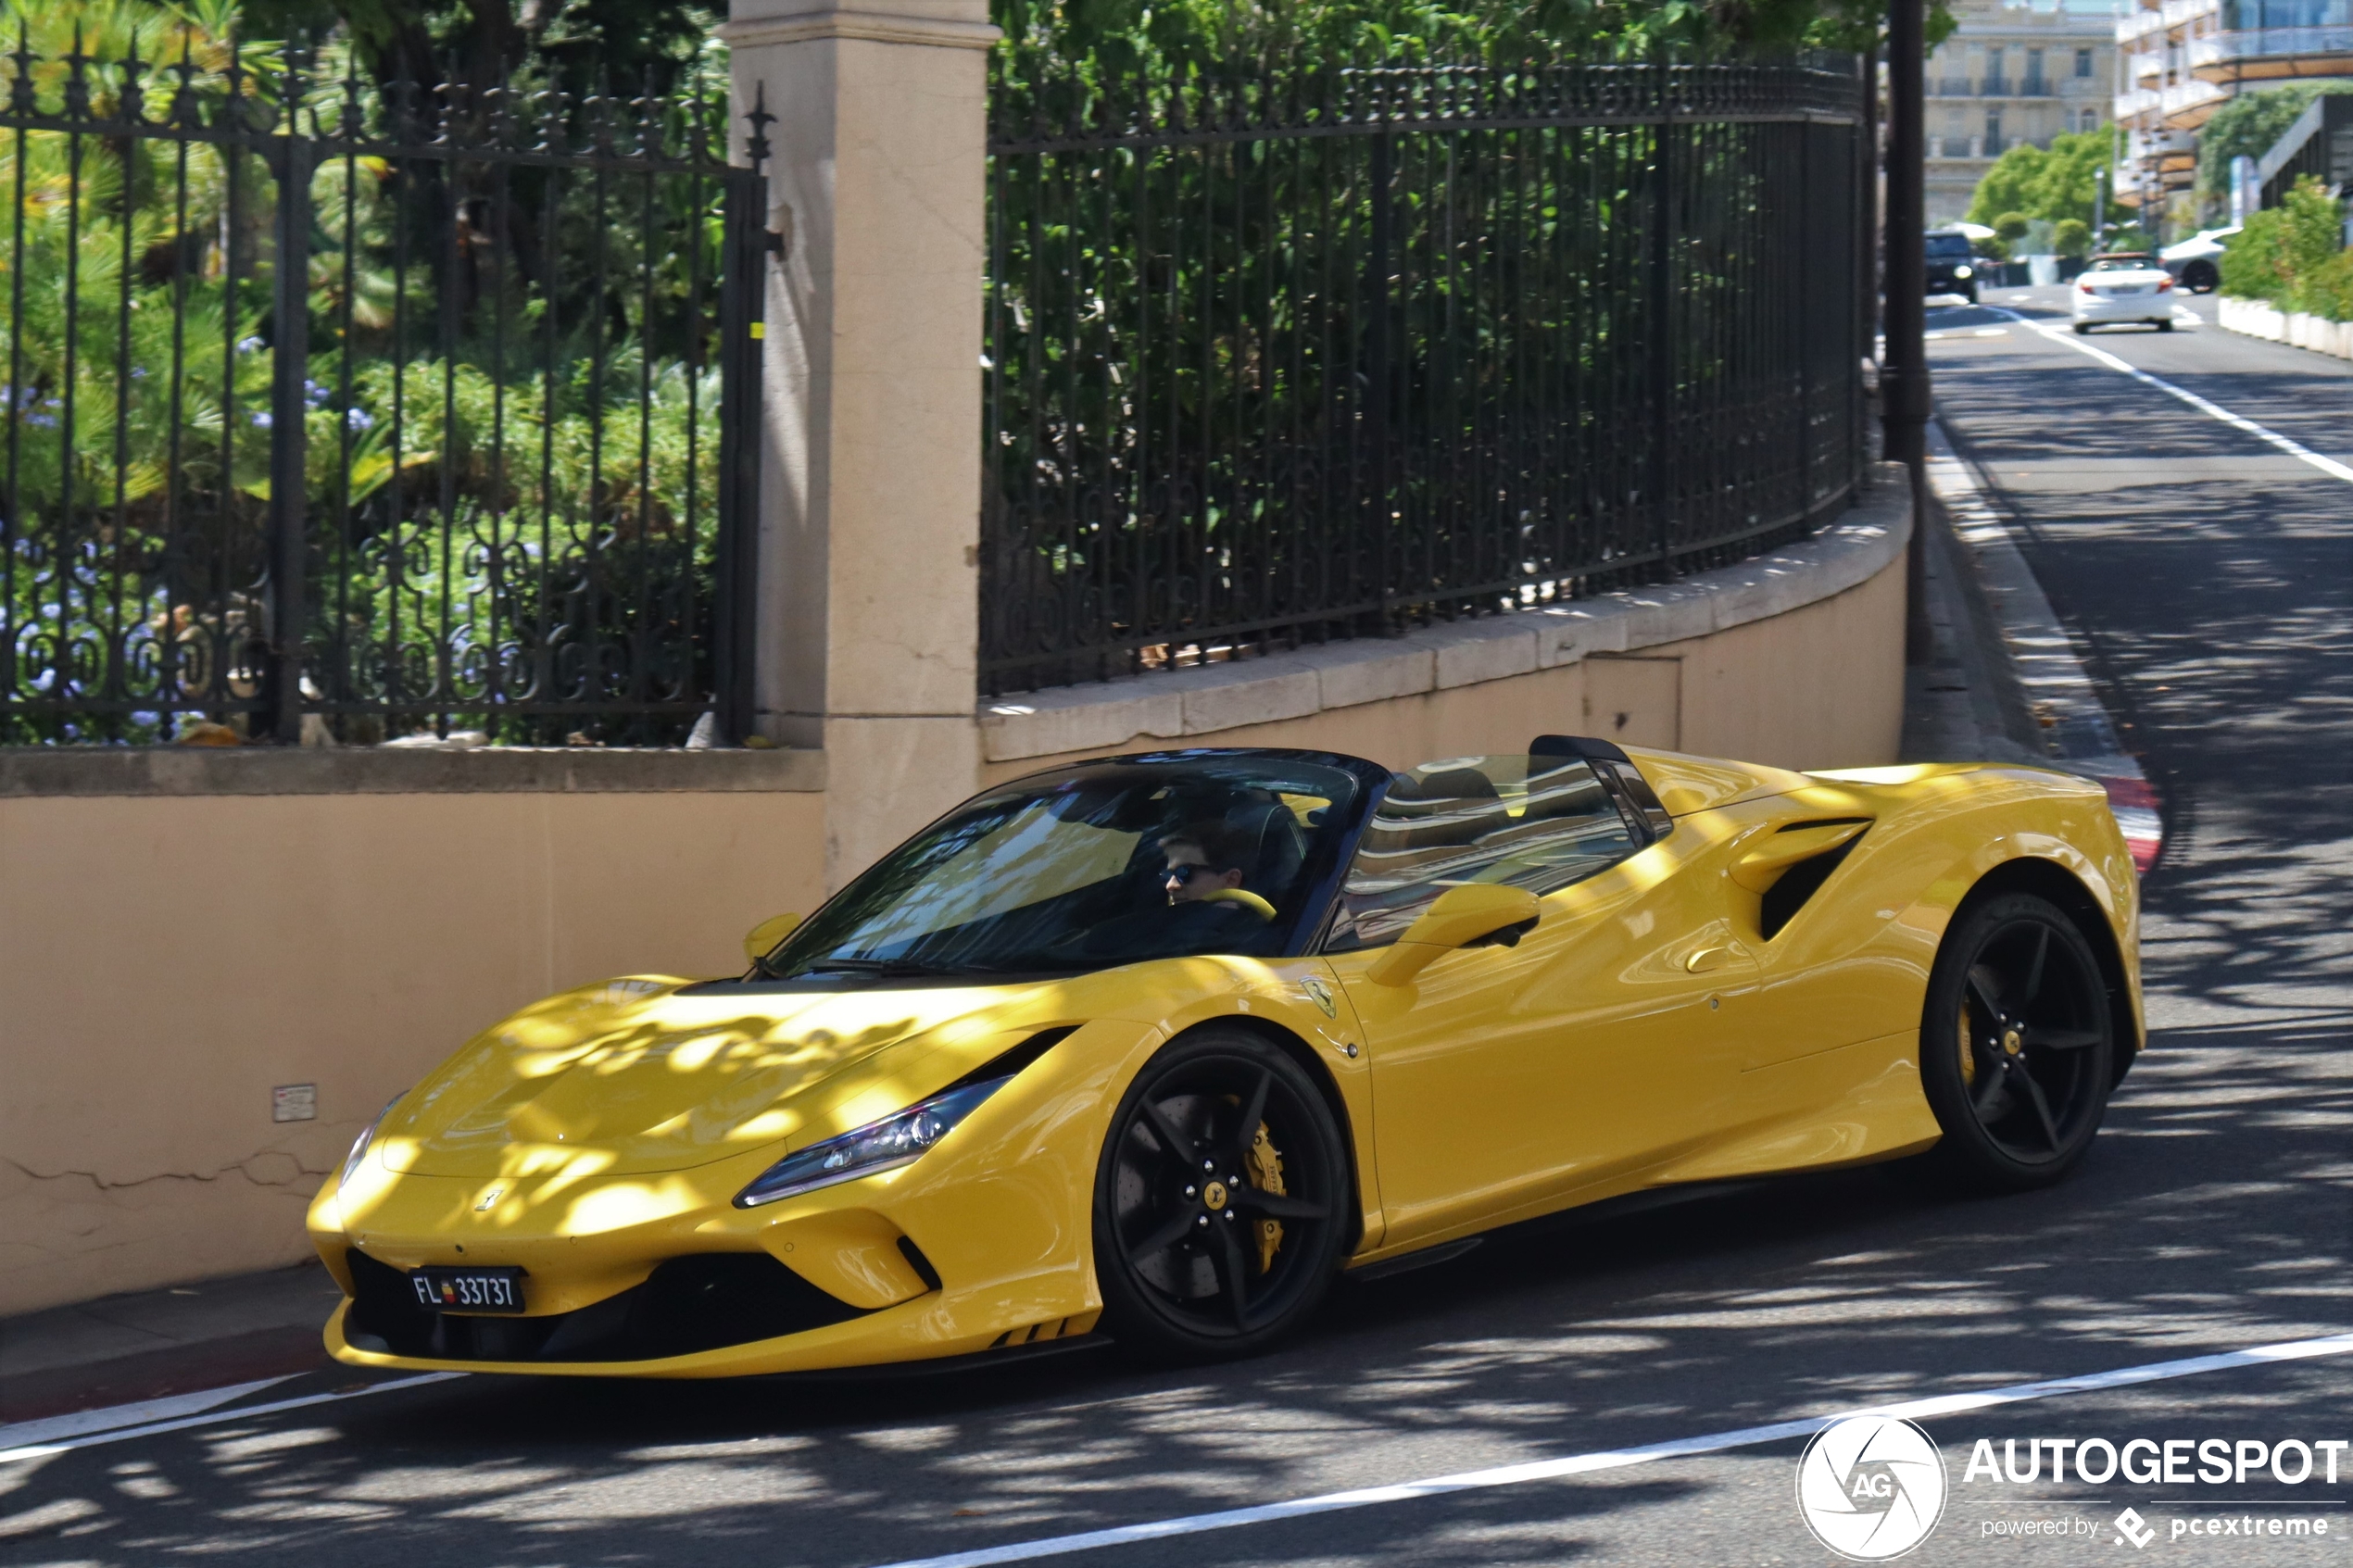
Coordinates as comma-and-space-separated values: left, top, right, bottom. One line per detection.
1092, 1025, 1350, 1361
2158, 319, 2174, 332
2071, 322, 2091, 334
1965, 285, 1980, 305
1918, 892, 2116, 1193
2183, 260, 2219, 293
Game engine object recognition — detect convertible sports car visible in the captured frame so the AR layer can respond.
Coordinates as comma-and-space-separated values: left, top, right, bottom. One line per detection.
313, 737, 2142, 1374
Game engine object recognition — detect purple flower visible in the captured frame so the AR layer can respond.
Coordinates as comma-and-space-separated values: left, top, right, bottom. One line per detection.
250, 411, 272, 428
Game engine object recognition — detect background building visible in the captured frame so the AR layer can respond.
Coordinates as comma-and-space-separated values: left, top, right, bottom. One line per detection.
1927, 0, 2120, 226
2114, 0, 2353, 225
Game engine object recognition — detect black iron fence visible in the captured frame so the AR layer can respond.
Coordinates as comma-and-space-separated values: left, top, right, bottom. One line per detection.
0, 22, 766, 746
981, 56, 1869, 696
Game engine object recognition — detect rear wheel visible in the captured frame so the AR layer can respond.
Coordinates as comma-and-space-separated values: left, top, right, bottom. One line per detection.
2158, 318, 2175, 332
2072, 322, 2091, 334
1092, 1026, 1349, 1361
1919, 893, 2115, 1192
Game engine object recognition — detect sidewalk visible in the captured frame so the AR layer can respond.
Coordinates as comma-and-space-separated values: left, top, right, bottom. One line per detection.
1899, 459, 2048, 768
0, 1261, 345, 1427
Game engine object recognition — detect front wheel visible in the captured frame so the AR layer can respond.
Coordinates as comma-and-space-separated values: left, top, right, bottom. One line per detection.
1092, 1026, 1350, 1361
2071, 322, 2091, 334
2157, 319, 2175, 332
1918, 893, 2115, 1192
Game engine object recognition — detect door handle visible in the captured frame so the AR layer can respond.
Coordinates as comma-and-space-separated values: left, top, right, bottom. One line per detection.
1686, 945, 1738, 973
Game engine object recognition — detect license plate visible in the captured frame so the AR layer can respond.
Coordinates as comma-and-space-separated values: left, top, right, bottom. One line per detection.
409, 1267, 526, 1314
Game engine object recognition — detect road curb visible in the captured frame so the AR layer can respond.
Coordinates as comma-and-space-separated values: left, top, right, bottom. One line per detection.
1924, 419, 2162, 872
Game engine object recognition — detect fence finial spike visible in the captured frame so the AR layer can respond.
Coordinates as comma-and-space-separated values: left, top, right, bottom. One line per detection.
6, 24, 31, 119
62, 19, 93, 119
120, 24, 150, 125
744, 78, 774, 169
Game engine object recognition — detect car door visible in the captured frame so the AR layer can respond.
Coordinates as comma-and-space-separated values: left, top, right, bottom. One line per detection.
1320, 755, 1760, 1248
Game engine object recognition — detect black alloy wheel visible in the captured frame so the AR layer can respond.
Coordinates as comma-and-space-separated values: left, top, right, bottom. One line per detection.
1919, 892, 2116, 1191
1092, 1026, 1349, 1361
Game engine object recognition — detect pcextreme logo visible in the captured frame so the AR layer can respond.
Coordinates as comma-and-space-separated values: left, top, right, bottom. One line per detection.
1796, 1416, 1949, 1561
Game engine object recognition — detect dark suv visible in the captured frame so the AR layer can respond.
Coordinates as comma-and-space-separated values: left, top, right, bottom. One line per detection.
1925, 230, 1982, 303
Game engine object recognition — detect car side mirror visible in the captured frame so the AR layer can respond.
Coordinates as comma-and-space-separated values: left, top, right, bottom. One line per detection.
1365, 884, 1541, 986
744, 912, 802, 967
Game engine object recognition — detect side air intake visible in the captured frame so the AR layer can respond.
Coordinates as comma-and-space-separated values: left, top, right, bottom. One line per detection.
1753, 821, 1870, 940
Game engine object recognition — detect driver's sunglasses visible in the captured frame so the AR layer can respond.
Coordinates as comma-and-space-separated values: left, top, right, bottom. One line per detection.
1163, 862, 1209, 885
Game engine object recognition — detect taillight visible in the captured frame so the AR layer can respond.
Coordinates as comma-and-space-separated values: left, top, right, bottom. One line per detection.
2078, 280, 2096, 294
2158, 275, 2174, 292
2098, 773, 2163, 875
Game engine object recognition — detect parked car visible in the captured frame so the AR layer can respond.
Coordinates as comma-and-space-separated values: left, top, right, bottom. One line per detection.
2160, 226, 2238, 294
1926, 229, 1982, 302
310, 737, 2142, 1374
2072, 254, 2179, 332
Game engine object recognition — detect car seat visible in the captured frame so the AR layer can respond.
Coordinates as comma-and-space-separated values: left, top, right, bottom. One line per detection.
1223, 797, 1307, 896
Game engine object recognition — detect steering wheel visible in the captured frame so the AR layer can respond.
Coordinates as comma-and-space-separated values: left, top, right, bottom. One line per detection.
1199, 887, 1277, 922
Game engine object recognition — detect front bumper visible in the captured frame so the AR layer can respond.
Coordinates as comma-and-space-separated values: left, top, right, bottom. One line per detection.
307, 1023, 1149, 1378
323, 1278, 1101, 1380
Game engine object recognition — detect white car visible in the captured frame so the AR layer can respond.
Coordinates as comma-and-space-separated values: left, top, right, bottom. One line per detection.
2071, 255, 2179, 333
2160, 226, 2238, 294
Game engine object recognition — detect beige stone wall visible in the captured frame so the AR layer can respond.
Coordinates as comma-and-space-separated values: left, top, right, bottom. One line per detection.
978, 547, 1906, 785
0, 787, 824, 1317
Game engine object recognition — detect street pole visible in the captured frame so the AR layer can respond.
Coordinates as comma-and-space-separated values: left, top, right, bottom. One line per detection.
1883, 0, 1931, 664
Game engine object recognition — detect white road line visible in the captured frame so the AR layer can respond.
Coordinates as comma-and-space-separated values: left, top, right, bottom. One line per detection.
0, 1375, 297, 1452
1987, 307, 2353, 485
0, 1372, 465, 1464
871, 1333, 2353, 1568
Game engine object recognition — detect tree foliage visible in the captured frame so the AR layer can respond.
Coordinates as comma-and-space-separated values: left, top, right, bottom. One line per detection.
993, 0, 1949, 77
1965, 129, 2110, 235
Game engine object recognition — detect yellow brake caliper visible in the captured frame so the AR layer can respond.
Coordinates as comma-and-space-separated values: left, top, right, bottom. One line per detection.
1246, 1122, 1287, 1273
1958, 998, 1976, 1087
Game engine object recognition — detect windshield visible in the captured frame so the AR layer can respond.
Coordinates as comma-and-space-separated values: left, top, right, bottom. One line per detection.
762, 754, 1366, 978
1925, 234, 1973, 259
2087, 256, 2155, 271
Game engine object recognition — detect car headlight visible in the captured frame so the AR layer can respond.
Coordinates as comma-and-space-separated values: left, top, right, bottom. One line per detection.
1955, 265, 1973, 279
736, 1078, 1009, 1209
340, 1094, 406, 1191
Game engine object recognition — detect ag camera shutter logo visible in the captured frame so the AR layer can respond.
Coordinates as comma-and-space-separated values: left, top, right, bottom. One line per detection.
1795, 1415, 1949, 1560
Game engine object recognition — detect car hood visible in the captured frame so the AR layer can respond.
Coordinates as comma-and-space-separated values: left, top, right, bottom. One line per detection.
376, 975, 1067, 1179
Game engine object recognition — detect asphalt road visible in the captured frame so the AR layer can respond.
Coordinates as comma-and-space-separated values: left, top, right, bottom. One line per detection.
3, 293, 2348, 1568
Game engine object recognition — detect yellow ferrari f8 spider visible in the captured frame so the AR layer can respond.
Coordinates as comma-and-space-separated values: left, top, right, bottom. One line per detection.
312, 737, 2142, 1374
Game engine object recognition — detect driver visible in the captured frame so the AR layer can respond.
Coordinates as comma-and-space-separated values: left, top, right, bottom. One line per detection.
1159, 824, 1252, 907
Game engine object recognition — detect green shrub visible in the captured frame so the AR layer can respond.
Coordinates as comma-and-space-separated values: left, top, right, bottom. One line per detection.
2221, 176, 2350, 321
2053, 218, 2090, 257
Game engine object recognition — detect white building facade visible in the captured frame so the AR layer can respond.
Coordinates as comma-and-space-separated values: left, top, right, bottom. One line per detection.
1925, 0, 2121, 226
2113, 0, 2353, 221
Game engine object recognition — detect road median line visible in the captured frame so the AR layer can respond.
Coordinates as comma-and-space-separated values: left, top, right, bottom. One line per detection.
869, 1333, 2353, 1568
1990, 307, 2353, 486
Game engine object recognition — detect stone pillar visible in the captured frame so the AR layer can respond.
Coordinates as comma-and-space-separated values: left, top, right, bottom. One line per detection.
721, 0, 996, 890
